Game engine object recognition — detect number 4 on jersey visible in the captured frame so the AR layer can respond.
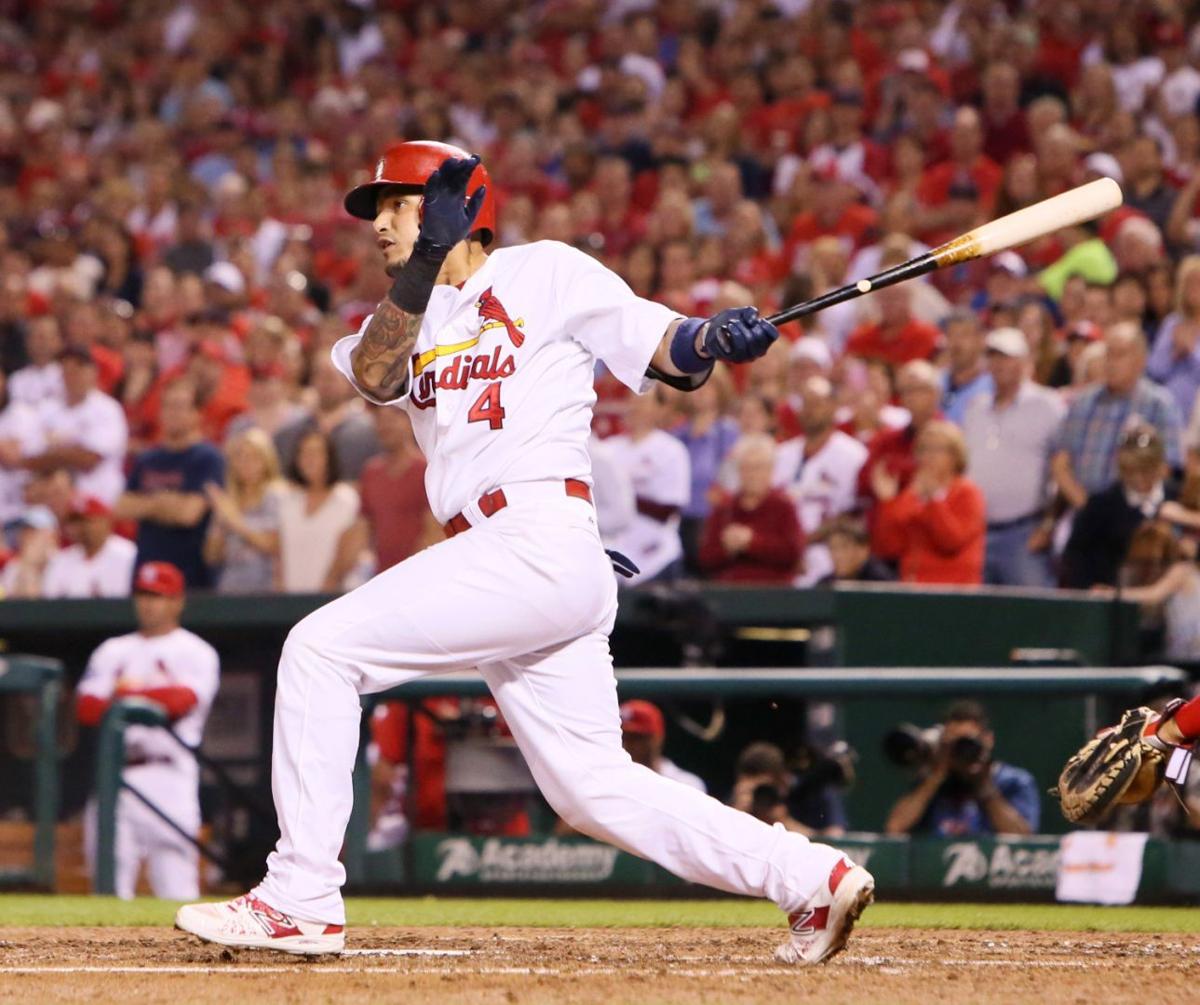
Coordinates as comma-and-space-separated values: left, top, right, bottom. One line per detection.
467, 382, 506, 430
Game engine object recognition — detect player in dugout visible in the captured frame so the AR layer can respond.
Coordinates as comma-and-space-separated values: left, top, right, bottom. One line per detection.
77, 561, 220, 900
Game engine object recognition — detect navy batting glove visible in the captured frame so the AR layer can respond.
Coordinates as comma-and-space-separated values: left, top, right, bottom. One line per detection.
605, 549, 640, 580
701, 307, 779, 364
418, 155, 487, 251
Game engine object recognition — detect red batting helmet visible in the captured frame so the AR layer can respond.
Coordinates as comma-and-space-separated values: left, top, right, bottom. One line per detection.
343, 140, 495, 246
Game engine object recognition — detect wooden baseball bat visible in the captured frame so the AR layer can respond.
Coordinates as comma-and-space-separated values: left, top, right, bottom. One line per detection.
765, 178, 1123, 327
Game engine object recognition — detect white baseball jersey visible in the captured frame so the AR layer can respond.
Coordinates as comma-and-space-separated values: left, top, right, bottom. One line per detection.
9, 362, 64, 414
40, 389, 129, 504
331, 241, 681, 524
77, 627, 220, 761
0, 399, 45, 524
42, 534, 136, 598
253, 238, 850, 928
773, 430, 867, 585
79, 626, 218, 901
604, 429, 690, 583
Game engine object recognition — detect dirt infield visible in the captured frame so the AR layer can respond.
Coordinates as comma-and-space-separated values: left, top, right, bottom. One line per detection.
1, 925, 1197, 1004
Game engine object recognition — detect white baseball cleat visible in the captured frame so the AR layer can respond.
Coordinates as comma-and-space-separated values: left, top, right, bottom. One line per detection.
775, 856, 875, 965
175, 893, 345, 955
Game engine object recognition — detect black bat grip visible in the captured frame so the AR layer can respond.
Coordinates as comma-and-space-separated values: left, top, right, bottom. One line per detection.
766, 252, 939, 328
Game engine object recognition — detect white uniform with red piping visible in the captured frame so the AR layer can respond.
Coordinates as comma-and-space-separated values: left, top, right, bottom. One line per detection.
78, 628, 219, 899
252, 239, 844, 924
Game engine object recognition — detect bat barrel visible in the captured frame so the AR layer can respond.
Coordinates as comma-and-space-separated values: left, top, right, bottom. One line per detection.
766, 253, 938, 328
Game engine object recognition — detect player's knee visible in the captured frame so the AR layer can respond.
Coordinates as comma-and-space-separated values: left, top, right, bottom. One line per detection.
282, 612, 326, 660
539, 764, 620, 832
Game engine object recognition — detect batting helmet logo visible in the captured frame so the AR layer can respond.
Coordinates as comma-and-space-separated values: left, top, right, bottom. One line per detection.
345, 140, 496, 246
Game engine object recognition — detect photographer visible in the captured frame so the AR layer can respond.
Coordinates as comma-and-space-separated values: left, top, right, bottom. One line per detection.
884, 700, 1039, 837
731, 741, 848, 838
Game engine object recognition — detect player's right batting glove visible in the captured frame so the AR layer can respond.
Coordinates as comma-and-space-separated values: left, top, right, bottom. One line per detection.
698, 307, 780, 364
417, 155, 487, 253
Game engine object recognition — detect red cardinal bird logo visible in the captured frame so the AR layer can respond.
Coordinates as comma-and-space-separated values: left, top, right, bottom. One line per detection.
476, 287, 525, 348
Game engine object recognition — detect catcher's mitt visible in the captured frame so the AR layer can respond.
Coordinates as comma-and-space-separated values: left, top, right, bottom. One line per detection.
1052, 705, 1171, 825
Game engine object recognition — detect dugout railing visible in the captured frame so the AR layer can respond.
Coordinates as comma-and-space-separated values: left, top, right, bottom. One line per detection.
84, 663, 1198, 901
89, 696, 276, 896
0, 656, 63, 890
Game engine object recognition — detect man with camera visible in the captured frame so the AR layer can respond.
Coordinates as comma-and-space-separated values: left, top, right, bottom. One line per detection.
884, 701, 1039, 837
732, 741, 849, 838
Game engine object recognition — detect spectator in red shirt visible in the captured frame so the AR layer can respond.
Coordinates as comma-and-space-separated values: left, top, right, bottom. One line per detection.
700, 434, 803, 584
845, 284, 941, 366
327, 407, 434, 586
979, 62, 1030, 164
784, 176, 878, 264
873, 421, 986, 585
915, 106, 1002, 243
858, 360, 943, 521
358, 407, 433, 574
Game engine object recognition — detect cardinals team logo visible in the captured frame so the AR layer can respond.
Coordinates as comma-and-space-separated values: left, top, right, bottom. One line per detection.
476, 287, 525, 347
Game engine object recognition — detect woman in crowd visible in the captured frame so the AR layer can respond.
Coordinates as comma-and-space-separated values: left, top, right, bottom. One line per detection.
872, 421, 986, 585
1015, 298, 1068, 387
277, 429, 360, 593
204, 428, 284, 594
700, 434, 802, 584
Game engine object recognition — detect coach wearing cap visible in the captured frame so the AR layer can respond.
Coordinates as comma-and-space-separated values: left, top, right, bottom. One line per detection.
620, 700, 705, 793
42, 495, 135, 598
962, 328, 1065, 587
77, 561, 220, 899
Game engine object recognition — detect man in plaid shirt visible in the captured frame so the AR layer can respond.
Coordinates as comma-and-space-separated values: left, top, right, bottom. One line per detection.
1051, 323, 1182, 509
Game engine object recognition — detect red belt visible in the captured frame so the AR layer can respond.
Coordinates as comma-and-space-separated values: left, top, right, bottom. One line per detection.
444, 479, 592, 538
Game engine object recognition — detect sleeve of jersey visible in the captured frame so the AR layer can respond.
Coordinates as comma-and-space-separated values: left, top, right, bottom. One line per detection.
330, 316, 412, 408
557, 245, 685, 394
75, 647, 117, 700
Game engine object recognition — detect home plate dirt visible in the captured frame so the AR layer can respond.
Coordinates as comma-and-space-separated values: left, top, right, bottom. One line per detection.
1, 926, 1197, 1004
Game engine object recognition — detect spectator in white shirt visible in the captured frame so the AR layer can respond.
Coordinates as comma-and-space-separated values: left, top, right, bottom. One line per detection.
26, 347, 128, 505
774, 376, 868, 585
605, 389, 691, 586
278, 429, 360, 593
9, 314, 65, 413
963, 328, 1066, 587
0, 368, 45, 526
42, 496, 136, 598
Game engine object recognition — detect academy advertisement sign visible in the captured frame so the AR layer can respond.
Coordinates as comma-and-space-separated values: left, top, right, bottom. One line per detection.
934, 839, 1060, 891
427, 837, 624, 885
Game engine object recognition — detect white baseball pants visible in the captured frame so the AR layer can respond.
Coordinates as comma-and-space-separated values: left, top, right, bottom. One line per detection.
85, 762, 201, 900
253, 485, 844, 925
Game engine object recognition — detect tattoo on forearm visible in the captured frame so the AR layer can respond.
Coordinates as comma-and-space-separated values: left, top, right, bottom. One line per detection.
352, 299, 423, 398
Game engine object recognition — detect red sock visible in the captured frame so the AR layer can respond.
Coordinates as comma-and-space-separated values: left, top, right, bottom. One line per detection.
1174, 696, 1200, 741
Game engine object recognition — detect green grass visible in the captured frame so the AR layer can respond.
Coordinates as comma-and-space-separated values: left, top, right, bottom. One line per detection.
1, 896, 1199, 933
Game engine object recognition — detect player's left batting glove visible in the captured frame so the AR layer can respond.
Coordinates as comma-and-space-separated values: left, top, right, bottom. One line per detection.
417, 155, 488, 253
390, 155, 487, 314
669, 307, 780, 373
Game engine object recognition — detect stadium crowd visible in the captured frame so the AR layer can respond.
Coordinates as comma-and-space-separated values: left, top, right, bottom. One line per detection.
6, 0, 1200, 656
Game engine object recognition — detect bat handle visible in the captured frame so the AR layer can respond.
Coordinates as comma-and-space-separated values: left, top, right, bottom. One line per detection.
765, 253, 939, 328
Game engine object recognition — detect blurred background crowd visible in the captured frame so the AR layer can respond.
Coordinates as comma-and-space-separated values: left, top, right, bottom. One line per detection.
5, 0, 1200, 662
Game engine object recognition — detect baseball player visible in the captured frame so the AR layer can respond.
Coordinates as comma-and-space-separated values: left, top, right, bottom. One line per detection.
77, 562, 220, 899
176, 142, 873, 963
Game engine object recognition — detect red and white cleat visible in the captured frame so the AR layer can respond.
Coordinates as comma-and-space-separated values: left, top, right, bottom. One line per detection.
775, 857, 875, 965
175, 894, 345, 955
